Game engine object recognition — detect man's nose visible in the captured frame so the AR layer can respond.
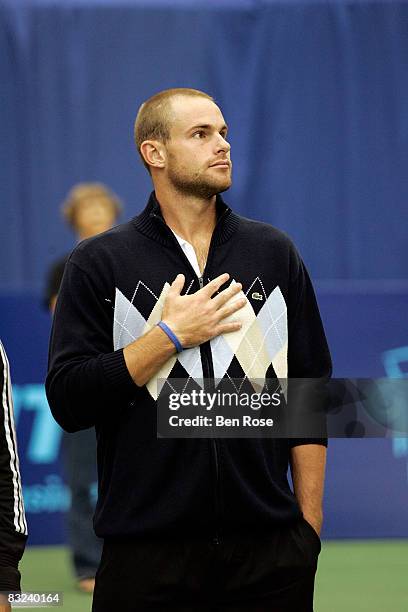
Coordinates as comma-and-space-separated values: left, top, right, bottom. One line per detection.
215, 134, 231, 153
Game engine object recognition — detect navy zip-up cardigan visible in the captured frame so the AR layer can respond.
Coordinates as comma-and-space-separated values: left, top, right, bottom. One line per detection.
46, 192, 332, 540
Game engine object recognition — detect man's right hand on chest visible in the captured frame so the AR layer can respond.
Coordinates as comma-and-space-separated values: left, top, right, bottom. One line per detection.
123, 272, 247, 387
161, 273, 246, 348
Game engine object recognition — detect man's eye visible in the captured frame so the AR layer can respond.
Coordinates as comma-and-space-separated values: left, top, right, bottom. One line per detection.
193, 131, 206, 138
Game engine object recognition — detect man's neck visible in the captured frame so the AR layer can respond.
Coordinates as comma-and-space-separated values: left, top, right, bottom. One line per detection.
154, 184, 217, 244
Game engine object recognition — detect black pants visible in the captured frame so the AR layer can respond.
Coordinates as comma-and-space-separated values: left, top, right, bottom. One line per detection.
92, 517, 321, 612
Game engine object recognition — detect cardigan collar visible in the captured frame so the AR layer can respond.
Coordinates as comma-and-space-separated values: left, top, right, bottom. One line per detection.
132, 191, 240, 247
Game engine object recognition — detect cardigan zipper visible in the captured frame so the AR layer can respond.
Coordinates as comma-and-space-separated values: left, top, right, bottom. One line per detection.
199, 275, 221, 545
151, 209, 228, 545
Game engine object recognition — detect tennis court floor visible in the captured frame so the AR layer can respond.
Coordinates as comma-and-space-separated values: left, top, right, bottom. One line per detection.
19, 540, 408, 611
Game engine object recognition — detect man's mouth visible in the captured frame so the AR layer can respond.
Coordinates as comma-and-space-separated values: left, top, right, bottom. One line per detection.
209, 160, 231, 168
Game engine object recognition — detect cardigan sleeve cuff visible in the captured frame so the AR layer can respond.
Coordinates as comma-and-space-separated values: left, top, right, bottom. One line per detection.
288, 438, 328, 448
101, 349, 136, 396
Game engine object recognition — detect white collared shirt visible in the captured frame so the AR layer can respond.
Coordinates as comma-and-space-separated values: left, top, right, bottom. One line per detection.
171, 230, 202, 278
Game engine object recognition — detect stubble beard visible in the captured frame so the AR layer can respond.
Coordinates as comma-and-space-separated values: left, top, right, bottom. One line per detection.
167, 162, 232, 199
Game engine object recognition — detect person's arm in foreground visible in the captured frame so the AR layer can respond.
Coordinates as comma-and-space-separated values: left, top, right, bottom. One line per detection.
0, 598, 11, 611
0, 342, 28, 611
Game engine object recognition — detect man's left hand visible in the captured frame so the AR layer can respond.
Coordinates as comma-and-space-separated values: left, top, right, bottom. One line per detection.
302, 512, 323, 537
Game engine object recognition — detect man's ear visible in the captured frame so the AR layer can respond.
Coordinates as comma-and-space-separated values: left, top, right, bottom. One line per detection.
140, 140, 166, 170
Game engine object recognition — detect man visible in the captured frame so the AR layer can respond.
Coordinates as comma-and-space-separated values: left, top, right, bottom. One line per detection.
0, 342, 27, 612
44, 183, 122, 593
46, 88, 331, 611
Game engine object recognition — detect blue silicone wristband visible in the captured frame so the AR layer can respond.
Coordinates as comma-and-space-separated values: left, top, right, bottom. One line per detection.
157, 321, 184, 353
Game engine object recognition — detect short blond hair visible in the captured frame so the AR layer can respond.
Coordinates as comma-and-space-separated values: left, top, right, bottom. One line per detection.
62, 183, 122, 229
134, 88, 215, 171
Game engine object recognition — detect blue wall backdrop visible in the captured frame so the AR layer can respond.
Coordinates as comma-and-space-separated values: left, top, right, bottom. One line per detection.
0, 0, 407, 544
